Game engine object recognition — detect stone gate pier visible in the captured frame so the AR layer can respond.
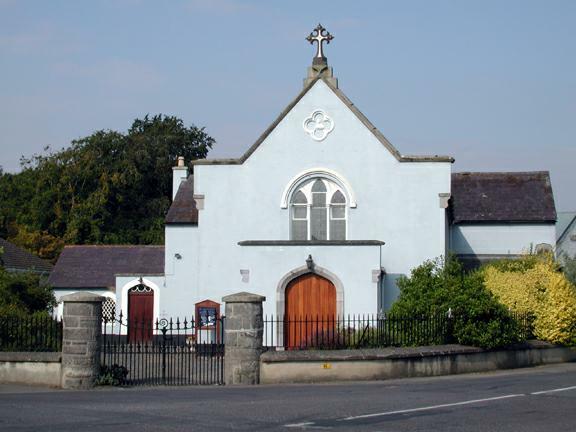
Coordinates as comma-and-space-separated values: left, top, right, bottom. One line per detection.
222, 292, 265, 385
60, 292, 104, 389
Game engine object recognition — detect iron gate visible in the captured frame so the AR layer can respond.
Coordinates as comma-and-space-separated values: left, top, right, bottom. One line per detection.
101, 313, 224, 386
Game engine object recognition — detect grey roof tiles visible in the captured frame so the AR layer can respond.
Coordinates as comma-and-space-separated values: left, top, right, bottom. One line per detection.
0, 238, 53, 273
451, 171, 556, 223
165, 178, 198, 225
48, 245, 164, 289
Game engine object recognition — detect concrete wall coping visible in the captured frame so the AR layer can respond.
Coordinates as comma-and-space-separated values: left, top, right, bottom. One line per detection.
60, 292, 105, 303
0, 352, 62, 363
223, 292, 266, 303
260, 341, 567, 363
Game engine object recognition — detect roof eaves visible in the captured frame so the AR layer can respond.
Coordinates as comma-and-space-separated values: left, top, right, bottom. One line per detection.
322, 78, 455, 163
452, 219, 557, 225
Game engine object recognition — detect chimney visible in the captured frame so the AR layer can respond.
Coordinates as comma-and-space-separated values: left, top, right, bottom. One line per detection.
172, 156, 188, 200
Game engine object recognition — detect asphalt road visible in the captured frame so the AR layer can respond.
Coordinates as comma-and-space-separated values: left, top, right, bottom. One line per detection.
0, 363, 575, 431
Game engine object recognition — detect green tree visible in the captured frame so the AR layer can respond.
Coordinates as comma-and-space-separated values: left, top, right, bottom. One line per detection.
0, 267, 56, 316
390, 256, 521, 349
0, 115, 214, 259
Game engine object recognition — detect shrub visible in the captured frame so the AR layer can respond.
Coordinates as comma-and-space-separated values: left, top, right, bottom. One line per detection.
96, 364, 129, 386
483, 254, 576, 346
0, 307, 61, 352
390, 256, 522, 349
0, 267, 56, 314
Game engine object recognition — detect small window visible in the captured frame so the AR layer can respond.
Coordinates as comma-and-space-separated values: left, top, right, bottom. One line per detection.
289, 178, 347, 241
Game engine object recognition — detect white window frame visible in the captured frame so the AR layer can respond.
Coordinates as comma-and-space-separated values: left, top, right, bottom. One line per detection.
289, 178, 348, 241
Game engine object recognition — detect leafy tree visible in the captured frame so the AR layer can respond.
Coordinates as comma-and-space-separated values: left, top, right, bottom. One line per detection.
0, 267, 56, 316
0, 115, 214, 260
390, 256, 521, 349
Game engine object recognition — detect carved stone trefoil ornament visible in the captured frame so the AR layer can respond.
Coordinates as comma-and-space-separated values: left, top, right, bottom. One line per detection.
303, 109, 335, 141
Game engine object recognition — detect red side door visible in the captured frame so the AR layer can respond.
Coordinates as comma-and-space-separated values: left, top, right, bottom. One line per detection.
128, 290, 154, 343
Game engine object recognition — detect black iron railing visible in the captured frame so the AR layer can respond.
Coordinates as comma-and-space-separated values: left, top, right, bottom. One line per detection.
101, 313, 225, 386
264, 312, 534, 350
0, 315, 63, 352
511, 311, 534, 340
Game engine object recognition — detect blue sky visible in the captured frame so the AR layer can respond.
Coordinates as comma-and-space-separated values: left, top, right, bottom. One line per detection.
1, 0, 575, 210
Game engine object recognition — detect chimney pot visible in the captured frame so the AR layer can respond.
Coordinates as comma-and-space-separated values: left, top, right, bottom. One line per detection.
177, 156, 185, 167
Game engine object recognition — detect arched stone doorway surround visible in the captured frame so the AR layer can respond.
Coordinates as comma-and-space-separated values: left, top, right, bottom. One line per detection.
275, 264, 344, 347
120, 278, 160, 328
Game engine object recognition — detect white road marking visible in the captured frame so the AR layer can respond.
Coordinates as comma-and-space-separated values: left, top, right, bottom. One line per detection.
284, 422, 332, 430
531, 385, 576, 395
341, 394, 525, 421
284, 422, 316, 428
284, 384, 576, 428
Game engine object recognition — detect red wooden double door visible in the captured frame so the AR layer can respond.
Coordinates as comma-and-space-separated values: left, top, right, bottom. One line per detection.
284, 273, 337, 348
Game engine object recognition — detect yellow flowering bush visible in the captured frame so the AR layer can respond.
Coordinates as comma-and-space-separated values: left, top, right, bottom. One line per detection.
483, 255, 576, 346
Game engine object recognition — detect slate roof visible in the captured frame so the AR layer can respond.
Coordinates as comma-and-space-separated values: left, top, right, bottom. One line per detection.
165, 177, 198, 225
0, 238, 53, 273
49, 245, 164, 289
556, 212, 576, 242
450, 171, 557, 224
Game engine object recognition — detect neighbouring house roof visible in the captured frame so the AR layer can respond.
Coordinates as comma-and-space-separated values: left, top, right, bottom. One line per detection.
192, 76, 454, 166
0, 238, 53, 274
450, 171, 557, 224
48, 245, 165, 289
165, 177, 198, 225
556, 211, 576, 242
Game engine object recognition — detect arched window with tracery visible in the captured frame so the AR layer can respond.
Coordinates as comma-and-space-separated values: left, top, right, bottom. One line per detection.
290, 178, 347, 240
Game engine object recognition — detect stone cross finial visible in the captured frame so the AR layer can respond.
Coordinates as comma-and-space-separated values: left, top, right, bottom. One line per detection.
306, 24, 333, 64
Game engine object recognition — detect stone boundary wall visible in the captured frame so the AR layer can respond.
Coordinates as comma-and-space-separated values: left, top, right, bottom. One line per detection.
260, 341, 576, 384
0, 352, 62, 387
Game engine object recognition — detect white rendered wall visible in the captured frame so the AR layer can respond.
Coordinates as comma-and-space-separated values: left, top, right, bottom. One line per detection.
557, 226, 576, 259
450, 223, 556, 256
114, 275, 165, 321
53, 289, 115, 319
164, 80, 451, 316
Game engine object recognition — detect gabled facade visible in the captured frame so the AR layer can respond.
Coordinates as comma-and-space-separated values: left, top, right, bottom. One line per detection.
50, 26, 557, 324
164, 70, 453, 318
557, 212, 576, 259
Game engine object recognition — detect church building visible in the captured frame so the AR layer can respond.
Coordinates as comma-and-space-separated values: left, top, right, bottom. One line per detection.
49, 25, 557, 326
